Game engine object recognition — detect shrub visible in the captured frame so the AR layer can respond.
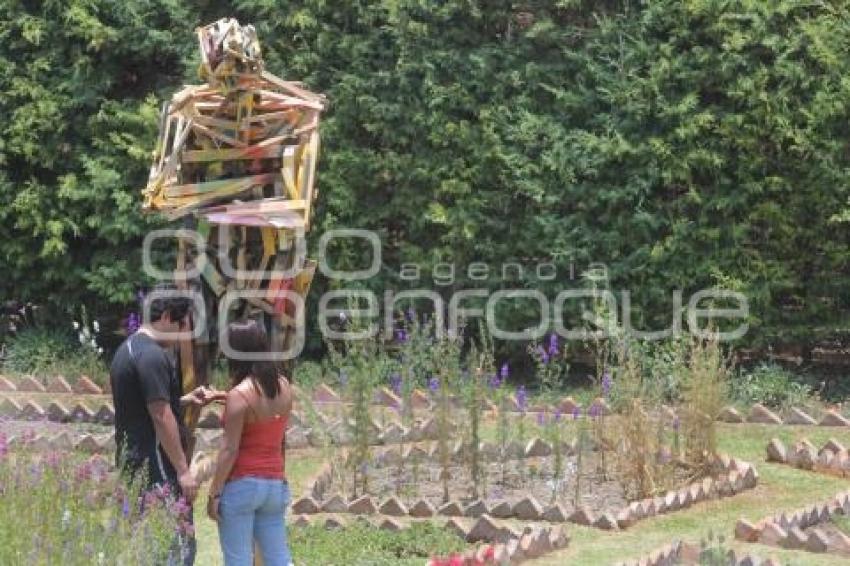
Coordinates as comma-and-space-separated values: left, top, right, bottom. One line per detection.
291, 360, 326, 389
290, 521, 466, 565
730, 363, 814, 409
681, 335, 731, 472
2, 326, 108, 385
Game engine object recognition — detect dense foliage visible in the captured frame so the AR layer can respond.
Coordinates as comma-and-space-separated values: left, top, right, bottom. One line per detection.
1, 0, 848, 353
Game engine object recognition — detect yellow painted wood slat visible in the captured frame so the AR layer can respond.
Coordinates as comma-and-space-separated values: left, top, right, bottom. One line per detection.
181, 144, 286, 163
164, 173, 278, 198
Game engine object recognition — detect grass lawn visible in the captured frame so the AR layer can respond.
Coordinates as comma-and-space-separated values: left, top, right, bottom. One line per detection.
532, 423, 850, 565
193, 422, 850, 565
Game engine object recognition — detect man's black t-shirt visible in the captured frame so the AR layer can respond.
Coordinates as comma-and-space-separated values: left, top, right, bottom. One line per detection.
110, 332, 187, 487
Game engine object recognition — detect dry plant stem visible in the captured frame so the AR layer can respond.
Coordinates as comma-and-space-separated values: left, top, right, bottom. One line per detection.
438, 373, 452, 504
468, 370, 482, 500
498, 396, 508, 485
574, 426, 584, 506
517, 413, 527, 486
682, 335, 729, 471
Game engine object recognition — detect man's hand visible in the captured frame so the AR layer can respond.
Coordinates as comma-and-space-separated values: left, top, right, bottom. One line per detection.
181, 386, 227, 407
207, 494, 221, 522
178, 469, 199, 503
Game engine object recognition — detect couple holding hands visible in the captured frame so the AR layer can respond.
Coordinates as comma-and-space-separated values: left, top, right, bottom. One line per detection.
110, 286, 293, 566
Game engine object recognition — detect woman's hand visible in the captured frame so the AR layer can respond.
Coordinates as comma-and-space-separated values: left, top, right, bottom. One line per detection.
182, 386, 227, 407
207, 493, 221, 522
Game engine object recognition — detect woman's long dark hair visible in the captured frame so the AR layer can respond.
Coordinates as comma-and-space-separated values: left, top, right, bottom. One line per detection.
227, 319, 281, 399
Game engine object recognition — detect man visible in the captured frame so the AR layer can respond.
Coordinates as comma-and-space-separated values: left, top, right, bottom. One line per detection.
110, 283, 223, 565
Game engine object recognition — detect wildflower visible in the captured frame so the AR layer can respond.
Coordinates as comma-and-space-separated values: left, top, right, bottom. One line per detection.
547, 333, 559, 356
553, 408, 563, 423
44, 451, 61, 468
93, 320, 100, 333
75, 461, 93, 482
428, 376, 439, 392
588, 403, 601, 419
500, 362, 509, 380
516, 385, 528, 412
179, 520, 195, 537
572, 406, 581, 420
601, 370, 612, 398
405, 306, 415, 322
394, 328, 407, 343
338, 312, 347, 323
122, 497, 130, 518
389, 372, 402, 395
537, 345, 550, 364
487, 373, 501, 390
172, 496, 191, 517
72, 321, 80, 330
536, 411, 546, 426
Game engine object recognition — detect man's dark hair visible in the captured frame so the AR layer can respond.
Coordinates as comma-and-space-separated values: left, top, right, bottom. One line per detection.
147, 283, 192, 323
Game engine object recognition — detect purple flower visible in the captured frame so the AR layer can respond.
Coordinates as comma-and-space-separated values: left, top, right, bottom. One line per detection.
536, 411, 546, 426
122, 497, 130, 518
126, 312, 140, 334
516, 385, 528, 412
428, 376, 440, 392
537, 346, 549, 364
389, 372, 402, 395
553, 408, 563, 423
487, 373, 501, 390
572, 406, 581, 420
44, 451, 61, 468
500, 363, 509, 380
547, 333, 559, 357
601, 371, 612, 398
395, 328, 407, 343
588, 403, 601, 419
136, 289, 146, 306
405, 307, 416, 322
173, 496, 190, 517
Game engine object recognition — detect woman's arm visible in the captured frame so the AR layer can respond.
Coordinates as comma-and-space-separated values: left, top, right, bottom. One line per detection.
279, 376, 293, 417
207, 389, 247, 520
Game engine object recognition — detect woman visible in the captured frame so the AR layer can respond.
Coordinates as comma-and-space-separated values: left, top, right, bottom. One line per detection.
207, 320, 293, 566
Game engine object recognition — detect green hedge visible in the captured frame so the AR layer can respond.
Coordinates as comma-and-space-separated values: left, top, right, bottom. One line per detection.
1, 1, 847, 352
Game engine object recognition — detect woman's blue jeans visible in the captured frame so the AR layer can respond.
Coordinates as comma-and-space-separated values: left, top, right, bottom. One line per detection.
217, 477, 292, 566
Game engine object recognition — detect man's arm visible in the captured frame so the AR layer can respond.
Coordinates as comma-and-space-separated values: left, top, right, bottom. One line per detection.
148, 400, 198, 502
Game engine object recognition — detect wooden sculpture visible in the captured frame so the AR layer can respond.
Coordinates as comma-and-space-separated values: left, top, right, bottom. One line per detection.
142, 18, 326, 453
